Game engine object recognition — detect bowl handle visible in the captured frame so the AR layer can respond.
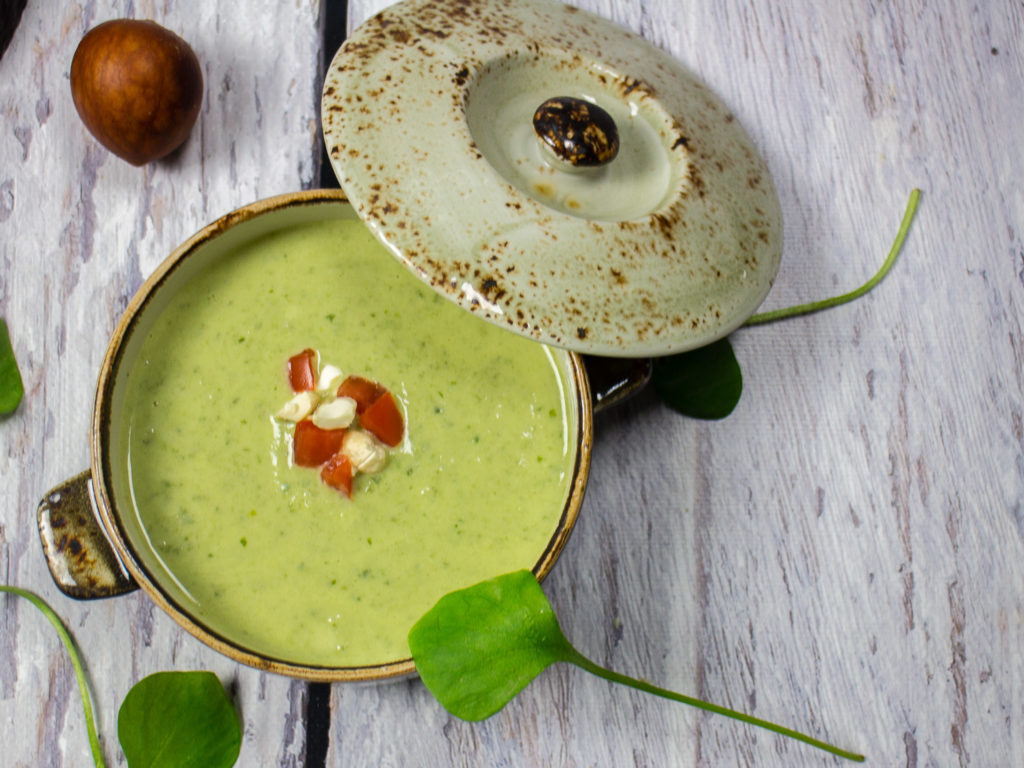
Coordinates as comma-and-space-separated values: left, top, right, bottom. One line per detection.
37, 470, 138, 599
582, 355, 652, 413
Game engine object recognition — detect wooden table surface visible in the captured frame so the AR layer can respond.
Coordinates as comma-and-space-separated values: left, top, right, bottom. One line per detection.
2, 1, 1021, 765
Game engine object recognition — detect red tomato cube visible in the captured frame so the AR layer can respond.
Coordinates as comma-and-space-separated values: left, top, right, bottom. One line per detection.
288, 348, 318, 392
321, 453, 354, 497
293, 419, 345, 467
361, 391, 404, 447
336, 375, 386, 414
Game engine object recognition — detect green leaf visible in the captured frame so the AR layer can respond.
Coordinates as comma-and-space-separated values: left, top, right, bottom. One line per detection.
1, 586, 107, 767
0, 317, 24, 415
651, 336, 742, 419
410, 571, 864, 762
408, 569, 579, 721
118, 671, 241, 768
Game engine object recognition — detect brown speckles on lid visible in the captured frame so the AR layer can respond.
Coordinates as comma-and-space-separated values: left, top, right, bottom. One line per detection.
321, 0, 782, 357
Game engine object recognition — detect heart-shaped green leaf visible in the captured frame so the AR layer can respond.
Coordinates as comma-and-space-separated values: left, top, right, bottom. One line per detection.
118, 671, 241, 768
408, 569, 579, 721
409, 571, 864, 761
0, 318, 24, 415
652, 336, 742, 419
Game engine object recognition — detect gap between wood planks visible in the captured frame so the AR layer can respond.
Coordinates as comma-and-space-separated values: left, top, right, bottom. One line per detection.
307, 0, 349, 764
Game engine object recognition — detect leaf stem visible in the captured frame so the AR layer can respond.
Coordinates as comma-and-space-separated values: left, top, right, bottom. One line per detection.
567, 650, 864, 762
1, 586, 107, 768
745, 188, 920, 326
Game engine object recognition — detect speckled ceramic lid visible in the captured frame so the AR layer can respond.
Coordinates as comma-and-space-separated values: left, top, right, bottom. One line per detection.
322, 0, 782, 357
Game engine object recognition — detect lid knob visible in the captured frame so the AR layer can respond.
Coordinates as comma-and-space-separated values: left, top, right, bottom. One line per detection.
533, 96, 620, 170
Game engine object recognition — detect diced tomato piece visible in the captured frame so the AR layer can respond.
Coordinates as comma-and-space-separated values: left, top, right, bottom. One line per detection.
293, 419, 345, 467
320, 453, 354, 497
361, 391, 404, 447
336, 375, 386, 414
288, 348, 318, 392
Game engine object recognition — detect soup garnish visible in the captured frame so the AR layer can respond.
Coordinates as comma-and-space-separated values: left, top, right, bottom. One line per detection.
274, 349, 405, 498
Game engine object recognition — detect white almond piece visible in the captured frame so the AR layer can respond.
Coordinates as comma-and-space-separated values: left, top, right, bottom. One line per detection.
312, 396, 357, 430
342, 429, 388, 474
317, 364, 344, 394
276, 390, 320, 422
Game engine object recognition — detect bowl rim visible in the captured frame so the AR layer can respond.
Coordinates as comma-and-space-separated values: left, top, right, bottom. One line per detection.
88, 188, 594, 681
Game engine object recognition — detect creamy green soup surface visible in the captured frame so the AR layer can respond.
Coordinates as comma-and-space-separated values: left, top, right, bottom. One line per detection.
119, 215, 575, 667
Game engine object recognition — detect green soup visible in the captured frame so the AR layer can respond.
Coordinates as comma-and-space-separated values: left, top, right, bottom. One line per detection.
117, 213, 578, 667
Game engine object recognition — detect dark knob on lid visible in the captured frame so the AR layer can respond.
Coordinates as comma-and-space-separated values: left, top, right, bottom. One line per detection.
533, 96, 620, 168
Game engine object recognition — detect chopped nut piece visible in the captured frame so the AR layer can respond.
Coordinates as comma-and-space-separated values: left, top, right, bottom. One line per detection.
312, 396, 357, 430
342, 429, 388, 474
317, 363, 344, 394
276, 390, 320, 422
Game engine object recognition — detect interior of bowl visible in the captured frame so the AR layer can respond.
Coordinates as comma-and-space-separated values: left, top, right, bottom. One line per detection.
92, 190, 591, 681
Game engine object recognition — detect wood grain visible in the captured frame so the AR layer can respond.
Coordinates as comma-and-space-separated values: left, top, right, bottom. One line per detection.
0, 2, 321, 765
2, 0, 1022, 766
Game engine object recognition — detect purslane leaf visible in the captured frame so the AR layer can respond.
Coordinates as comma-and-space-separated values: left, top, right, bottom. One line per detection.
118, 671, 241, 768
651, 336, 742, 420
0, 318, 25, 415
408, 569, 579, 721
410, 570, 864, 762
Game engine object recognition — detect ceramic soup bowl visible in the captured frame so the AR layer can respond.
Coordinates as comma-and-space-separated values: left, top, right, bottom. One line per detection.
36, 189, 641, 681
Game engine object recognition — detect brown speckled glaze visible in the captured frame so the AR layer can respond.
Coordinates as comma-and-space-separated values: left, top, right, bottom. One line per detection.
534, 96, 620, 167
322, 0, 783, 357
37, 470, 137, 598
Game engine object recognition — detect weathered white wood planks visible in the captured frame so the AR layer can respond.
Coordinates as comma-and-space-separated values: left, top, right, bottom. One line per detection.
1, 2, 322, 765
329, 2, 1024, 766
1, 0, 1022, 766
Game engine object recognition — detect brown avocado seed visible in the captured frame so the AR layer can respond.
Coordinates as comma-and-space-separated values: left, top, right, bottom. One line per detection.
70, 19, 203, 166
